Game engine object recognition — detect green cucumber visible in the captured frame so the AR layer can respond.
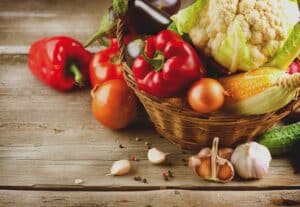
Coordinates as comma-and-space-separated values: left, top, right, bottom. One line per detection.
265, 22, 300, 70
258, 122, 300, 156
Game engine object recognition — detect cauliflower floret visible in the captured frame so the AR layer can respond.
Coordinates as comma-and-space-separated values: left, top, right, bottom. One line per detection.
189, 28, 208, 48
245, 10, 260, 26
251, 31, 263, 44
249, 45, 266, 66
238, 0, 256, 14
262, 40, 279, 57
189, 0, 299, 70
236, 14, 251, 40
189, 8, 210, 48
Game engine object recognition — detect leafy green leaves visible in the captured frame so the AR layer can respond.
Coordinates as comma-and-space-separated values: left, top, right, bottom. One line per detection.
171, 0, 207, 35
265, 22, 300, 70
84, 10, 114, 47
215, 19, 253, 72
113, 0, 128, 16
84, 0, 128, 47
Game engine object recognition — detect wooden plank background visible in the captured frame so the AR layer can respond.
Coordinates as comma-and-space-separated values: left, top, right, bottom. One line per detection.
0, 0, 108, 47
1, 190, 300, 207
0, 0, 299, 206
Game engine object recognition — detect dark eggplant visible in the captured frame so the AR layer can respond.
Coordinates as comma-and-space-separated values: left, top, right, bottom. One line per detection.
148, 0, 181, 15
128, 0, 171, 35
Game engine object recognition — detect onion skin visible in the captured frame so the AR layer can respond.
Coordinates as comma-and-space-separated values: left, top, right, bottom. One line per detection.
187, 78, 225, 113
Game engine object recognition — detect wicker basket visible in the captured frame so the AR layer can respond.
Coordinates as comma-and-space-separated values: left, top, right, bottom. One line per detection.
116, 19, 300, 151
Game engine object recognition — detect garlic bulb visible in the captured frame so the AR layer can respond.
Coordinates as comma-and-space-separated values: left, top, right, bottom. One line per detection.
189, 137, 235, 183
147, 148, 168, 164
231, 142, 272, 179
107, 160, 131, 176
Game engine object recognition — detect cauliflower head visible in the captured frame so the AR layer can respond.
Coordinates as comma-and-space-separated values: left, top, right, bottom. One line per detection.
172, 0, 300, 72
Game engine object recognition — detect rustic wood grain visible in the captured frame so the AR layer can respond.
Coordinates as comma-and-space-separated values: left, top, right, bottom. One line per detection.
0, 0, 109, 47
1, 55, 300, 190
1, 190, 300, 207
0, 0, 194, 53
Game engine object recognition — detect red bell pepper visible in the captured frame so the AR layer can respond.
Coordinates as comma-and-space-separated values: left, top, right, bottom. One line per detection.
28, 36, 92, 91
132, 30, 204, 97
89, 38, 124, 88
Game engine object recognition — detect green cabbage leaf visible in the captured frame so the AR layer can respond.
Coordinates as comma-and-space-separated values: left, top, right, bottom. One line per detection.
214, 19, 253, 72
265, 22, 300, 70
171, 0, 207, 35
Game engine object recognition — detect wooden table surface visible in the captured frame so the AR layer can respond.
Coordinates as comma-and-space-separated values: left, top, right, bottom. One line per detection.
0, 1, 299, 206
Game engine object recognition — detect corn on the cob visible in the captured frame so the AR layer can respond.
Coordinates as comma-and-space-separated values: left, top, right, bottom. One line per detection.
218, 67, 300, 115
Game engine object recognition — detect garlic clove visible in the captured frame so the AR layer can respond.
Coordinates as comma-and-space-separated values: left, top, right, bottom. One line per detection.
188, 156, 202, 168
198, 147, 233, 160
147, 147, 168, 164
216, 158, 234, 182
107, 160, 131, 176
218, 148, 233, 160
231, 142, 271, 179
194, 157, 212, 179
75, 179, 84, 184
197, 147, 211, 157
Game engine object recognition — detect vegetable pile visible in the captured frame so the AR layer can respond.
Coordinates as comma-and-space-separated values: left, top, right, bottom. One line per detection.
116, 0, 300, 115
27, 0, 300, 184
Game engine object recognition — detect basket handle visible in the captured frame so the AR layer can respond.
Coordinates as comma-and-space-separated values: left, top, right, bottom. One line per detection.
116, 18, 126, 63
116, 18, 135, 77
116, 18, 138, 90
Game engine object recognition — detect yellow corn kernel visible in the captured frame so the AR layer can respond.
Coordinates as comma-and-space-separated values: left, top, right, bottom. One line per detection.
218, 67, 283, 102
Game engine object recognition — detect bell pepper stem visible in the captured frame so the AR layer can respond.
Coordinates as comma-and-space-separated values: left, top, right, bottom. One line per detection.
69, 63, 84, 87
142, 50, 165, 71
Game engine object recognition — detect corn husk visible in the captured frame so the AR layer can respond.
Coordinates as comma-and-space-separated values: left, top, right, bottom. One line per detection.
219, 67, 300, 115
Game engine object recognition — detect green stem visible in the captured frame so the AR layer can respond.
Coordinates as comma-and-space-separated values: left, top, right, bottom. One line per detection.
98, 37, 110, 47
85, 31, 105, 48
142, 50, 165, 71
69, 63, 84, 87
84, 9, 114, 48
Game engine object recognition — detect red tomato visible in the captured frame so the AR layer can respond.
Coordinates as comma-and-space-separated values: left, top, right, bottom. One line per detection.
91, 80, 137, 129
187, 78, 225, 113
89, 39, 124, 88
